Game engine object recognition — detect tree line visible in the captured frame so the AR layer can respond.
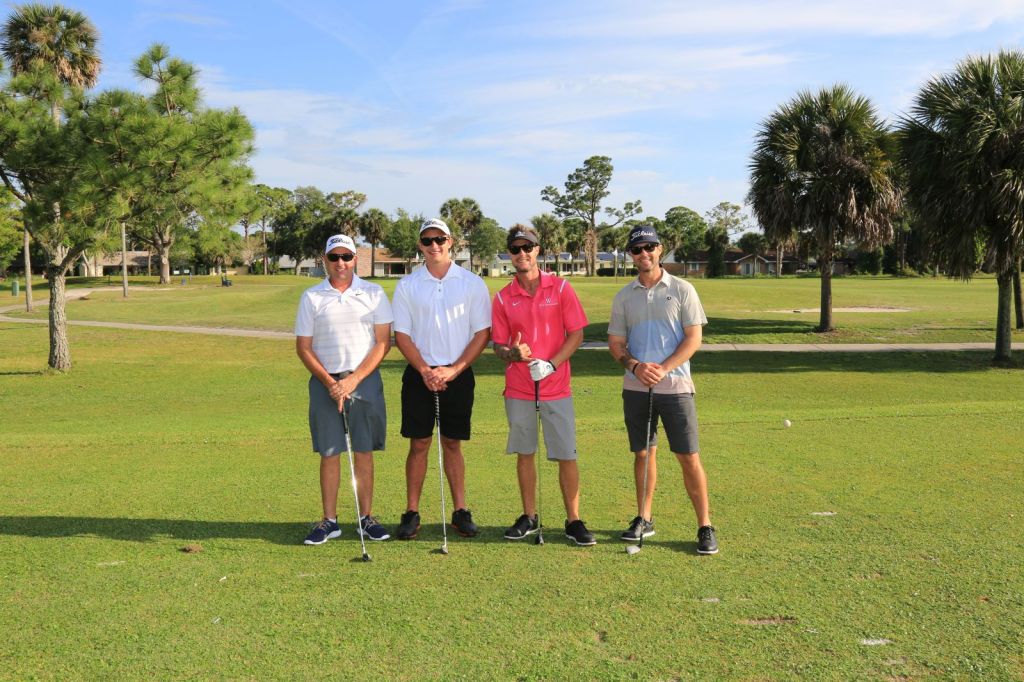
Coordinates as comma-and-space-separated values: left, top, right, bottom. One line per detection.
2, 4, 1021, 368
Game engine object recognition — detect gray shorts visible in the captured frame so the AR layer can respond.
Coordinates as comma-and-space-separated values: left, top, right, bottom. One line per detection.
623, 390, 699, 455
308, 370, 386, 456
504, 397, 577, 461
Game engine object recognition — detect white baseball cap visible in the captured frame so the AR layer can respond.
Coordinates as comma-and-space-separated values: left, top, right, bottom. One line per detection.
324, 234, 356, 254
419, 218, 451, 236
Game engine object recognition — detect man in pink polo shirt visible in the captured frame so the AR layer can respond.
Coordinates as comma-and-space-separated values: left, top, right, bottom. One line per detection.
491, 226, 596, 546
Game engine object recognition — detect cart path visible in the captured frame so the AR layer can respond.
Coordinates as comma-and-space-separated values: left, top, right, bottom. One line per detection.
2, 289, 1021, 351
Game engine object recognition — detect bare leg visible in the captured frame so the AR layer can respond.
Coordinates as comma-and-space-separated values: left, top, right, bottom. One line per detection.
441, 436, 467, 510
353, 451, 373, 516
677, 451, 711, 527
405, 437, 431, 511
633, 446, 658, 520
516, 453, 536, 517
319, 454, 340, 520
558, 460, 580, 522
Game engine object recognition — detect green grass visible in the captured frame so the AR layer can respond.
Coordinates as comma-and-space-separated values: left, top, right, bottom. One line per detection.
3, 273, 1016, 345
2, 322, 1022, 680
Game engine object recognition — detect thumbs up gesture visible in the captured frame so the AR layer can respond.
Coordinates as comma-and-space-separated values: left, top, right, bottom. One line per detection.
508, 331, 533, 362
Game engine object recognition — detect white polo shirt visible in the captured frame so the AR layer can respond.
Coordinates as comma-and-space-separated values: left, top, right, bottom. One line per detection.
294, 275, 394, 374
392, 262, 491, 366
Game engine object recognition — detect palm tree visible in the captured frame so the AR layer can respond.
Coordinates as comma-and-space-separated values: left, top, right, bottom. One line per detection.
358, 208, 390, 277
748, 84, 901, 331
439, 197, 482, 271
532, 213, 565, 274
1, 3, 100, 366
898, 51, 1024, 361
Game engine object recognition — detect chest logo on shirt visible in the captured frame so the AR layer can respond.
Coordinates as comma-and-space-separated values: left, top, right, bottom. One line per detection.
539, 296, 557, 307
511, 299, 521, 307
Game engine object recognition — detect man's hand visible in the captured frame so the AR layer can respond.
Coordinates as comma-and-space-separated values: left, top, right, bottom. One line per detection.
421, 366, 449, 392
508, 331, 533, 363
528, 359, 555, 381
329, 374, 360, 407
633, 361, 666, 387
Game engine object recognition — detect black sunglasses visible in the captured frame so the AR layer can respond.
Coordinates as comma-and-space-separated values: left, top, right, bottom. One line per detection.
509, 243, 536, 255
629, 244, 658, 255
326, 252, 354, 262
420, 236, 448, 246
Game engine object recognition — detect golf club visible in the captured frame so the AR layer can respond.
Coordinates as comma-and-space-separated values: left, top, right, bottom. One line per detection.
341, 400, 371, 562
626, 388, 655, 556
434, 392, 449, 555
533, 379, 544, 546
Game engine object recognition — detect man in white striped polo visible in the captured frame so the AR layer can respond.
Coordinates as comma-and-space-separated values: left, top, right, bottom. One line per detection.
295, 234, 393, 545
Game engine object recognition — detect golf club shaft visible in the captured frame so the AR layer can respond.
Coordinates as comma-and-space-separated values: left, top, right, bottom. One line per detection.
435, 392, 449, 553
341, 401, 370, 560
638, 387, 654, 549
534, 379, 544, 545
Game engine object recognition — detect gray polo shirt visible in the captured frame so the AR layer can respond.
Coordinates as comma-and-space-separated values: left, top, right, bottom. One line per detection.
608, 269, 707, 394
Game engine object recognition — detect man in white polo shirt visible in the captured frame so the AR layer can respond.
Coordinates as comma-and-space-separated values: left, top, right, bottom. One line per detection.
391, 218, 491, 540
608, 225, 719, 555
295, 234, 393, 546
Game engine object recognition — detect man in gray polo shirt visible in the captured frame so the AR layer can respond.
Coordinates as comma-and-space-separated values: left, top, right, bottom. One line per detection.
607, 225, 719, 555
295, 234, 393, 546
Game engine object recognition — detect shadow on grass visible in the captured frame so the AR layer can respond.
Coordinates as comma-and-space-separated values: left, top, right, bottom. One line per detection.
0, 517, 618, 547
705, 316, 818, 336
434, 348, 1019, 379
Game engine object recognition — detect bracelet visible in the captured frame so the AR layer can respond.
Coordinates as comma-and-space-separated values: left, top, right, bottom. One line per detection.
630, 361, 641, 375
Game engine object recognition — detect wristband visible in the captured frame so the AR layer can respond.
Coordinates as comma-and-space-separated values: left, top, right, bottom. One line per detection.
631, 361, 641, 375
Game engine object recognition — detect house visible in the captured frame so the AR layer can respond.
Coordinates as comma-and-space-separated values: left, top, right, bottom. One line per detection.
663, 248, 805, 277
78, 250, 152, 276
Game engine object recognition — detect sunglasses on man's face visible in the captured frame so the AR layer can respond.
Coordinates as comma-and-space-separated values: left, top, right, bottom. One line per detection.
630, 244, 658, 255
326, 252, 354, 262
420, 236, 448, 247
509, 243, 536, 255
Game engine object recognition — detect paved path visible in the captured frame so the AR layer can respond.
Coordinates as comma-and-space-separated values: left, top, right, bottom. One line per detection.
3, 289, 1021, 352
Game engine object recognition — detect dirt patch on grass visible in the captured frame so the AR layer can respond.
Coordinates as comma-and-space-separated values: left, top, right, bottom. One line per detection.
740, 616, 797, 626
772, 306, 911, 313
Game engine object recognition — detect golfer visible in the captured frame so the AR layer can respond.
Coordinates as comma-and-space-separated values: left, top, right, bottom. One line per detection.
295, 234, 393, 545
492, 227, 596, 546
391, 218, 491, 540
608, 225, 719, 554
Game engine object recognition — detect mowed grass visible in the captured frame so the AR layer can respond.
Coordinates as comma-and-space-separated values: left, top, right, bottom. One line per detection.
1, 322, 1022, 680
4, 273, 1015, 345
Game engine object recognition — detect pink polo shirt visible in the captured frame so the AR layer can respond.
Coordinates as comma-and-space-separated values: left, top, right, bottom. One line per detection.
492, 272, 588, 401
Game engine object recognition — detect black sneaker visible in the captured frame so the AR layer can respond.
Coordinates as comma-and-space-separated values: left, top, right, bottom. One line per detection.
564, 519, 597, 546
395, 510, 420, 540
697, 525, 719, 555
620, 516, 655, 542
303, 518, 341, 546
451, 508, 478, 537
503, 514, 538, 540
359, 515, 391, 541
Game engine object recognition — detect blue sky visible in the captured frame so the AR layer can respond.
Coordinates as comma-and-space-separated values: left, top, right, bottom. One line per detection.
69, 0, 1024, 227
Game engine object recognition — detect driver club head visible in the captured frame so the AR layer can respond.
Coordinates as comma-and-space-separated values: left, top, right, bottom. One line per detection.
362, 553, 372, 562
625, 544, 641, 556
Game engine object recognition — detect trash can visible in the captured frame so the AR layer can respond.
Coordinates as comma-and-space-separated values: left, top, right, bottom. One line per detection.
12, 279, 18, 296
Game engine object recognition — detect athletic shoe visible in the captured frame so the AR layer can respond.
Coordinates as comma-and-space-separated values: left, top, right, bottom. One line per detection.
395, 510, 420, 540
564, 519, 597, 546
451, 508, 479, 537
697, 525, 719, 555
620, 516, 655, 542
359, 515, 391, 541
303, 518, 341, 545
503, 514, 539, 540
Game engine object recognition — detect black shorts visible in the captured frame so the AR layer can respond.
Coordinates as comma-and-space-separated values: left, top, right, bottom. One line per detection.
401, 364, 475, 441
623, 389, 699, 454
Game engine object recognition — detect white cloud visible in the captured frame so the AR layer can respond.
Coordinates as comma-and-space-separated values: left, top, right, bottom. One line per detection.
537, 1, 1024, 39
